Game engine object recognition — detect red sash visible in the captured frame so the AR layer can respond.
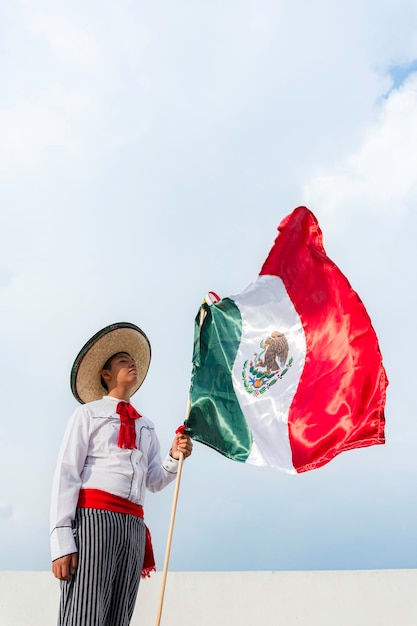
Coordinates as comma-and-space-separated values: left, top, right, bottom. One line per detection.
77, 488, 156, 578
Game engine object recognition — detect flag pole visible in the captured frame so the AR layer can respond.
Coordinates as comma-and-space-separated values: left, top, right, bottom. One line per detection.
154, 430, 186, 626
154, 304, 207, 626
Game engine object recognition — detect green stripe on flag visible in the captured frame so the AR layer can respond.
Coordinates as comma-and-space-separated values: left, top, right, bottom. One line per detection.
186, 298, 252, 462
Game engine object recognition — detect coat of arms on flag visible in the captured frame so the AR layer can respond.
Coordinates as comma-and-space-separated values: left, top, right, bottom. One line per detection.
242, 330, 292, 396
185, 206, 388, 473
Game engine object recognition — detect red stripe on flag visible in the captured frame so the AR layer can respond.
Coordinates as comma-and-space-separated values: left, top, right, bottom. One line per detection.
260, 206, 387, 472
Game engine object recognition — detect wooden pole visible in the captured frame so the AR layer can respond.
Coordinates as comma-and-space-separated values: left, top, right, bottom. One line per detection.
154, 306, 206, 626
154, 401, 189, 626
154, 457, 184, 626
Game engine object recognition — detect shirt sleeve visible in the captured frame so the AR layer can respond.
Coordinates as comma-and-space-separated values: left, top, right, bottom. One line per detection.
50, 406, 90, 562
145, 428, 179, 493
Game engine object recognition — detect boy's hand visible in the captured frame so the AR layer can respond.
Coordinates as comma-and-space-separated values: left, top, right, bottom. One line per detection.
52, 553, 78, 581
170, 432, 193, 460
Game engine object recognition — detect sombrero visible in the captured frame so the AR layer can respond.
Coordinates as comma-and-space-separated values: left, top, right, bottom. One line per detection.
70, 322, 151, 404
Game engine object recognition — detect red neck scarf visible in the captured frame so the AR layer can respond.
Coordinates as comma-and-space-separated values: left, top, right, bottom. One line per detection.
116, 401, 141, 449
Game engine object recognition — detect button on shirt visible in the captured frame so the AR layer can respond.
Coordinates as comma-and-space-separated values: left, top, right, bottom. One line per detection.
50, 396, 179, 562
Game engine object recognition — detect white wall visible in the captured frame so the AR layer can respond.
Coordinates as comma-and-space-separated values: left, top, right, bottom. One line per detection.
0, 570, 416, 626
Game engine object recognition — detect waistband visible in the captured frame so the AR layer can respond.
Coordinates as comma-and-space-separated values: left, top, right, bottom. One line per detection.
77, 488, 144, 518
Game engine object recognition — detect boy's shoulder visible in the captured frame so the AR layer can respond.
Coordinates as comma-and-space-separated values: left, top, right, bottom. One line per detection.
136, 413, 155, 430
73, 396, 120, 419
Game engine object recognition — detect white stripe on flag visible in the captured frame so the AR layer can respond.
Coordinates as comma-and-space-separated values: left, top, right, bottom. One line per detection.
231, 275, 306, 471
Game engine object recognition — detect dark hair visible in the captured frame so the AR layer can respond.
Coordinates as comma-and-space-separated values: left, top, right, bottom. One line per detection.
100, 352, 130, 391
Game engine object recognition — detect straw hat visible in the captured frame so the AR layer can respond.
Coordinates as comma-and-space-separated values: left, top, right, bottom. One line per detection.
70, 322, 151, 404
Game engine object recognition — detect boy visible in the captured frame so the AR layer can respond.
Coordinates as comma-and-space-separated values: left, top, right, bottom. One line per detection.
50, 322, 192, 626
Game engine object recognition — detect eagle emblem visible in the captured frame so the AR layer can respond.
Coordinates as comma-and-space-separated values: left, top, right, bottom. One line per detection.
242, 331, 293, 396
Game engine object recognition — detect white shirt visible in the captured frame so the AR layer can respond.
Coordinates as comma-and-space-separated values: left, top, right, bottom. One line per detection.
50, 396, 179, 562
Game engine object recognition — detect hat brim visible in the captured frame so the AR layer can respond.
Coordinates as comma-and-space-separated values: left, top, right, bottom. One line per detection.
71, 322, 151, 404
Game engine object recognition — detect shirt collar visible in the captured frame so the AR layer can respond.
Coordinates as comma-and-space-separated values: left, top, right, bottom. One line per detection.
103, 395, 131, 404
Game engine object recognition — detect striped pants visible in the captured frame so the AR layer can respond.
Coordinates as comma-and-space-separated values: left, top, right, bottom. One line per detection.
59, 508, 146, 626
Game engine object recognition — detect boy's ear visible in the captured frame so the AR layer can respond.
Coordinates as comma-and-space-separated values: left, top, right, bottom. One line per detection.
101, 368, 111, 382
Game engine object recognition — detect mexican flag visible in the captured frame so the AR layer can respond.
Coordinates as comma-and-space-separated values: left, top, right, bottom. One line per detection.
185, 206, 387, 473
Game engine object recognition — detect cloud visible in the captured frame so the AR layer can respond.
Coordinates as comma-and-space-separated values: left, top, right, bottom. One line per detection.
27, 12, 100, 66
303, 73, 417, 216
0, 82, 91, 176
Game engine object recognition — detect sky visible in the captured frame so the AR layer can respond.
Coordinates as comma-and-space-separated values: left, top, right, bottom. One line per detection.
0, 0, 416, 574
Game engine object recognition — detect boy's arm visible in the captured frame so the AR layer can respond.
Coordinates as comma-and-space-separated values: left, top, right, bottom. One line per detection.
145, 427, 179, 492
145, 428, 192, 492
50, 406, 90, 565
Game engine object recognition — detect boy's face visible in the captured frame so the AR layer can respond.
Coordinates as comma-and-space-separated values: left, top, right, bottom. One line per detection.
101, 352, 138, 391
